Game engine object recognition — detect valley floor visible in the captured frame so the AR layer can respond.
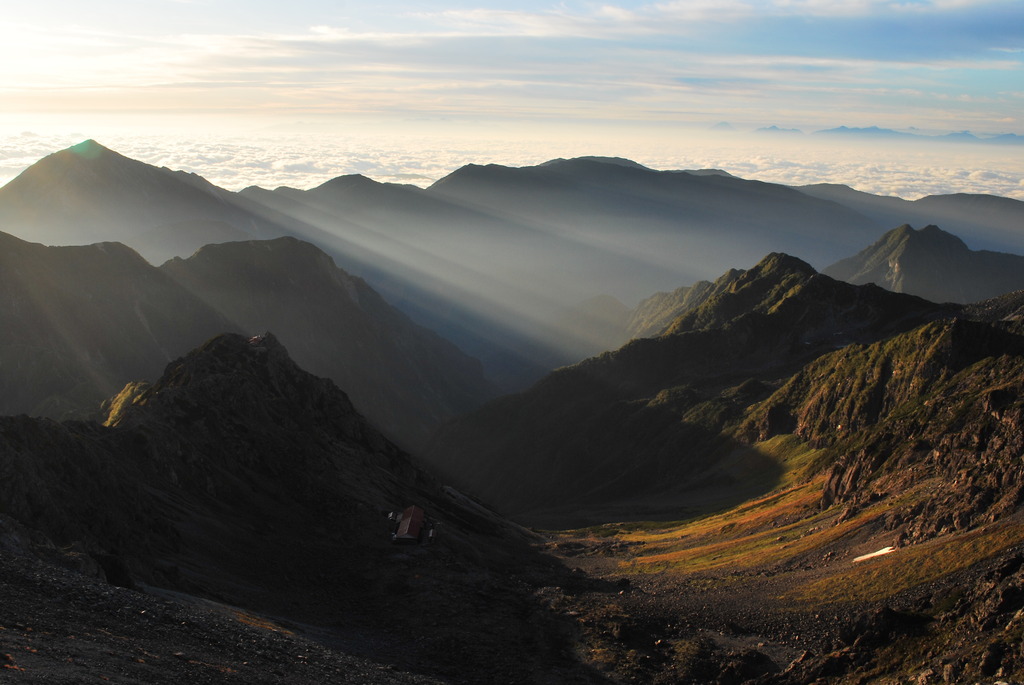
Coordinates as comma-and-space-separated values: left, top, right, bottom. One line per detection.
541, 503, 1024, 684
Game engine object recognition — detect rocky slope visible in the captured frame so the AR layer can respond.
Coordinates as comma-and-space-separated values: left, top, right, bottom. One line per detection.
538, 301, 1024, 683
626, 269, 743, 339
0, 512, 449, 685
473, 279, 1024, 682
742, 315, 1024, 540
0, 333, 600, 683
824, 224, 1024, 304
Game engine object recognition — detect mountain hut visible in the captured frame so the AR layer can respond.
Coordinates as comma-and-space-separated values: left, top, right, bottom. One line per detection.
391, 505, 429, 544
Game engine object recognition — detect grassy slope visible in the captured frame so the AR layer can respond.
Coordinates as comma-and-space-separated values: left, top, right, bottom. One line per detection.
547, 430, 1024, 683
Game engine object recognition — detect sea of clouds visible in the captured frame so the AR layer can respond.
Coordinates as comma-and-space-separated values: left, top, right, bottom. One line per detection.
2, 129, 1022, 201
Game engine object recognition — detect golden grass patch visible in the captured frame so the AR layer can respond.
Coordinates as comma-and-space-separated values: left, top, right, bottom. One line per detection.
790, 522, 1024, 604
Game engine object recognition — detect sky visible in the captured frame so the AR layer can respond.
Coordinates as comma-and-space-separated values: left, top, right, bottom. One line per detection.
0, 0, 1022, 197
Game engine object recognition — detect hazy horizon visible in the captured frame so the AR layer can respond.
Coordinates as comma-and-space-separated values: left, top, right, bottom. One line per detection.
2, 125, 1023, 202
4, 0, 1022, 198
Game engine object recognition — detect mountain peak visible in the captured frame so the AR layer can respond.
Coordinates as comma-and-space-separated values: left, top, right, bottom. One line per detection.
824, 224, 1024, 303
104, 331, 373, 445
312, 173, 381, 192
67, 139, 109, 159
664, 253, 818, 335
874, 223, 968, 254
750, 251, 817, 278
914, 223, 966, 246
539, 156, 650, 170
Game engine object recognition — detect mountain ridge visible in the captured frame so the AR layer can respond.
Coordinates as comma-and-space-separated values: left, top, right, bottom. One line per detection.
0, 139, 286, 263
425, 253, 958, 525
0, 228, 496, 449
0, 229, 233, 418
161, 236, 496, 448
6, 140, 1024, 394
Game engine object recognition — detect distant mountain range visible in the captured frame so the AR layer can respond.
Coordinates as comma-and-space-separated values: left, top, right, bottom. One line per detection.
751, 124, 1024, 144
796, 184, 1024, 254
3, 140, 1024, 391
238, 154, 887, 386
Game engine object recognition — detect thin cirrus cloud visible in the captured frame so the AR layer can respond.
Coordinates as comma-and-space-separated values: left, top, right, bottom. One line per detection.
0, 0, 1019, 142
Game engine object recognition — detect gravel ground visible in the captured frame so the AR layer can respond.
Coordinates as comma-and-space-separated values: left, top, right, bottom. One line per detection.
0, 540, 449, 685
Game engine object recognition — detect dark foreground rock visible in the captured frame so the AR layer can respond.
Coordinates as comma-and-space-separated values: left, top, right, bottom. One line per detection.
0, 514, 444, 684
0, 333, 605, 684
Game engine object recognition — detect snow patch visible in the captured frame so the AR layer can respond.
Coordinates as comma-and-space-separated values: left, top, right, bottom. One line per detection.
853, 546, 895, 563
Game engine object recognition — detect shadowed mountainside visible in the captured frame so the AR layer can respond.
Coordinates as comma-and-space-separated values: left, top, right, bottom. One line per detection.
824, 223, 1024, 304
0, 230, 232, 418
0, 229, 494, 448
161, 237, 496, 449
425, 254, 958, 526
0, 333, 601, 683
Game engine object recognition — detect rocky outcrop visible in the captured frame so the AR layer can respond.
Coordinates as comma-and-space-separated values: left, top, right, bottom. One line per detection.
743, 317, 1024, 540
0, 228, 494, 448
627, 269, 742, 339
